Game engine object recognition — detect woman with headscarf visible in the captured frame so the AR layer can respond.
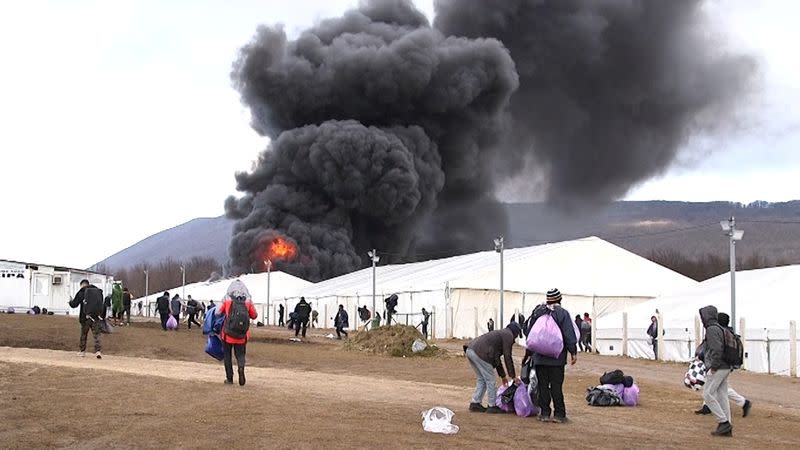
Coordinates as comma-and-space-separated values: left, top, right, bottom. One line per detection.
216, 279, 258, 386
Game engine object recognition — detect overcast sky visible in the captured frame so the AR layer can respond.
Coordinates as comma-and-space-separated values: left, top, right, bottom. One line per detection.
0, 0, 797, 269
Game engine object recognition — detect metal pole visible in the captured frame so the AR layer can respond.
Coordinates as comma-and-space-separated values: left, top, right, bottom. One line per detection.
500, 242, 504, 327
371, 249, 377, 314
729, 217, 737, 334
181, 266, 186, 300
144, 270, 149, 317
266, 260, 271, 326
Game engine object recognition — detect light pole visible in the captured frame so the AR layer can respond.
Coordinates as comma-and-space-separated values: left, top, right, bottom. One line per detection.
367, 249, 380, 314
143, 269, 149, 316
494, 236, 504, 327
180, 265, 186, 300
721, 216, 744, 333
264, 259, 272, 326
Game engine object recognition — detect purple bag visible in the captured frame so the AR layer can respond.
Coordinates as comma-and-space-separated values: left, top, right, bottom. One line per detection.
495, 385, 515, 413
600, 383, 625, 397
526, 313, 564, 358
514, 383, 538, 417
622, 384, 640, 406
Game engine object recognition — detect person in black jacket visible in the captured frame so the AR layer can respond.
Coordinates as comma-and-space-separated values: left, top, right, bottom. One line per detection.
700, 305, 734, 436
278, 303, 285, 327
156, 292, 171, 331
334, 304, 349, 339
122, 287, 132, 326
526, 288, 578, 423
294, 297, 312, 338
68, 279, 103, 358
647, 316, 659, 359
186, 295, 201, 329
465, 322, 522, 413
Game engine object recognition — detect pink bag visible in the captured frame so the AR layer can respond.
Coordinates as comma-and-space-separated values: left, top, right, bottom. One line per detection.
526, 314, 564, 358
513, 383, 538, 417
166, 315, 178, 330
622, 384, 640, 406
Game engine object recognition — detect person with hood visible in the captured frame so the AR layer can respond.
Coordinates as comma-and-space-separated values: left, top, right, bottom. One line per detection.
156, 292, 171, 330
294, 297, 312, 338
68, 279, 103, 358
525, 288, 578, 423
334, 304, 349, 339
216, 280, 258, 385
170, 294, 182, 330
465, 322, 522, 413
278, 303, 285, 327
699, 305, 734, 436
111, 284, 123, 326
122, 287, 132, 326
647, 316, 660, 359
695, 312, 752, 419
186, 295, 201, 329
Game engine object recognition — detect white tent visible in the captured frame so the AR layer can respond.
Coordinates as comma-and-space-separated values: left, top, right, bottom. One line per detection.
133, 272, 312, 323
293, 236, 697, 338
596, 265, 800, 376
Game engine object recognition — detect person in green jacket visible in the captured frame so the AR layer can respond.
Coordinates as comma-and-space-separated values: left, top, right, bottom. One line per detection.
111, 284, 123, 326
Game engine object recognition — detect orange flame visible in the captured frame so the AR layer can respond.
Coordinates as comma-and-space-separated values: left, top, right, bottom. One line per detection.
266, 237, 297, 261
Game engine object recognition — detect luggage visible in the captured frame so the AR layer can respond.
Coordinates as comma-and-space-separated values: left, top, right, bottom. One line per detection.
205, 334, 224, 361
224, 298, 251, 339
514, 382, 538, 417
166, 315, 178, 330
83, 287, 104, 317
599, 369, 625, 385
202, 307, 224, 335
684, 358, 706, 390
526, 313, 564, 358
622, 384, 640, 406
586, 386, 622, 406
496, 384, 517, 412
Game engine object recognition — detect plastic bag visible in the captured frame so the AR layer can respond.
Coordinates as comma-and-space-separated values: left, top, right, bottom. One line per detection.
496, 384, 516, 412
421, 407, 459, 434
526, 314, 564, 358
684, 358, 706, 390
205, 335, 224, 361
622, 384, 640, 406
99, 319, 114, 334
166, 315, 178, 330
412, 339, 428, 353
514, 382, 539, 417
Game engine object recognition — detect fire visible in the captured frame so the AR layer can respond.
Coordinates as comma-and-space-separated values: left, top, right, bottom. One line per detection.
266, 237, 297, 261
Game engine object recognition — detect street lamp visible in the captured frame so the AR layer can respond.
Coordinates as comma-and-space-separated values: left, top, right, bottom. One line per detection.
143, 269, 149, 316
180, 265, 186, 300
494, 236, 504, 327
721, 216, 744, 333
264, 259, 272, 326
367, 249, 380, 315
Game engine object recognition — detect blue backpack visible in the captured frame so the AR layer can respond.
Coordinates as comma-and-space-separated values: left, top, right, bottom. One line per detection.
202, 306, 225, 335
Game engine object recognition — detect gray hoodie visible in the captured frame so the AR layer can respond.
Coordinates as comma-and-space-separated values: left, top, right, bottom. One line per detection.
699, 305, 730, 371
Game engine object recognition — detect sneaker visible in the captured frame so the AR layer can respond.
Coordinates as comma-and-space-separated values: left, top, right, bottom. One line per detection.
238, 369, 246, 386
77, 351, 85, 357
224, 379, 233, 385
695, 405, 711, 415
95, 352, 102, 359
469, 403, 487, 413
486, 406, 503, 414
537, 415, 550, 422
711, 421, 732, 437
551, 416, 569, 424
743, 399, 752, 417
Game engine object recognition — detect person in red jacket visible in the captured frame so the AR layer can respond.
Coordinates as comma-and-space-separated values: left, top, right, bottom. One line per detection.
216, 280, 258, 386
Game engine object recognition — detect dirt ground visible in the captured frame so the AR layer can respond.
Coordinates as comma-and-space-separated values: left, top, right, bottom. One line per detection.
1, 315, 798, 449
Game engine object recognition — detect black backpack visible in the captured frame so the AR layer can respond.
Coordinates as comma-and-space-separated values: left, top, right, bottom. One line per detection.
83, 287, 104, 318
224, 299, 250, 339
599, 369, 625, 386
715, 325, 744, 369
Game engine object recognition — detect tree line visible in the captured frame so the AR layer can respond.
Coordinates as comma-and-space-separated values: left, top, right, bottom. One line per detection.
95, 256, 221, 299
646, 248, 792, 281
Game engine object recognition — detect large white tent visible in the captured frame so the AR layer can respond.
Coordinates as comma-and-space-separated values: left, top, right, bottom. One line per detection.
596, 265, 800, 376
291, 237, 697, 338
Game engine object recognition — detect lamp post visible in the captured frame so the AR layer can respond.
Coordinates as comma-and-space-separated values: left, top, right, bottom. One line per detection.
264, 259, 272, 326
494, 236, 504, 327
367, 249, 379, 314
180, 265, 186, 300
143, 269, 149, 316
720, 216, 744, 333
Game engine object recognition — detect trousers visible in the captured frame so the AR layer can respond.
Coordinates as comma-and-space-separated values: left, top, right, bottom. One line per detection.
223, 342, 246, 382
536, 364, 566, 419
466, 348, 496, 406
79, 319, 102, 352
704, 368, 732, 423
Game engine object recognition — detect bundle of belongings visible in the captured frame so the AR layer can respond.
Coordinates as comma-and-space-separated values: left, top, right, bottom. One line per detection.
586, 369, 640, 407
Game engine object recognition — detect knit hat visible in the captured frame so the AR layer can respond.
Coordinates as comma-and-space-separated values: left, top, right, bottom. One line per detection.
546, 288, 562, 303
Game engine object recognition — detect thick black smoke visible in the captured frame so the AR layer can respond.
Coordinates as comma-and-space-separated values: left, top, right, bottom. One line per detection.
226, 0, 518, 280
434, 0, 756, 206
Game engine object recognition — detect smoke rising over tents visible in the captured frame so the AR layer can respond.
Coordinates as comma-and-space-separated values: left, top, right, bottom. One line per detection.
226, 0, 755, 280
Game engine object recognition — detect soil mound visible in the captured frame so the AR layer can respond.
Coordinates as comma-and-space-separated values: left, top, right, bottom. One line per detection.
344, 325, 443, 357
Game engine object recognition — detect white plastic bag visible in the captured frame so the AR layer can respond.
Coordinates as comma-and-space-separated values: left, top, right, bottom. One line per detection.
412, 339, 428, 353
422, 407, 459, 434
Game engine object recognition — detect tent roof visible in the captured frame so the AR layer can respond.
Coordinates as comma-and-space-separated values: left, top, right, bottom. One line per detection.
599, 264, 800, 330
133, 271, 312, 304
298, 236, 696, 299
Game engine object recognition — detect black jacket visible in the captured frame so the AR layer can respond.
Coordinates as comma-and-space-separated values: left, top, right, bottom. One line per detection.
526, 303, 578, 366
467, 328, 517, 379
187, 299, 198, 314
156, 295, 170, 314
68, 285, 99, 324
122, 292, 132, 308
295, 300, 311, 320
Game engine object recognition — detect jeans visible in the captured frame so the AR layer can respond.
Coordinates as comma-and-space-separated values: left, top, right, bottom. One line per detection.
295, 319, 308, 337
223, 342, 246, 382
80, 319, 102, 352
704, 368, 732, 423
466, 348, 496, 406
536, 365, 566, 418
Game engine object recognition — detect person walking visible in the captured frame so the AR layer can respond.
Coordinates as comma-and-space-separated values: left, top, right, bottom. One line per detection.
311, 308, 319, 328
699, 305, 734, 437
156, 292, 171, 330
465, 322, 522, 413
216, 280, 258, 386
186, 295, 201, 329
294, 297, 312, 338
170, 294, 182, 330
574, 315, 584, 352
421, 308, 430, 338
695, 312, 752, 419
647, 315, 660, 359
526, 288, 578, 423
68, 279, 104, 359
278, 303, 285, 327
111, 284, 123, 326
137, 300, 143, 316
581, 313, 592, 352
487, 317, 494, 332
122, 287, 132, 326
334, 305, 349, 339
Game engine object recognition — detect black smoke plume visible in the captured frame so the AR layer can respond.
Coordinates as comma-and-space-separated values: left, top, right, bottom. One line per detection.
227, 0, 755, 281
226, 0, 518, 280
434, 0, 756, 206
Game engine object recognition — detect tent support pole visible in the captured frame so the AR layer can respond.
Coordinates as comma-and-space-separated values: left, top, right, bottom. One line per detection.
656, 311, 664, 362
622, 312, 628, 357
790, 320, 797, 378
739, 317, 746, 370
